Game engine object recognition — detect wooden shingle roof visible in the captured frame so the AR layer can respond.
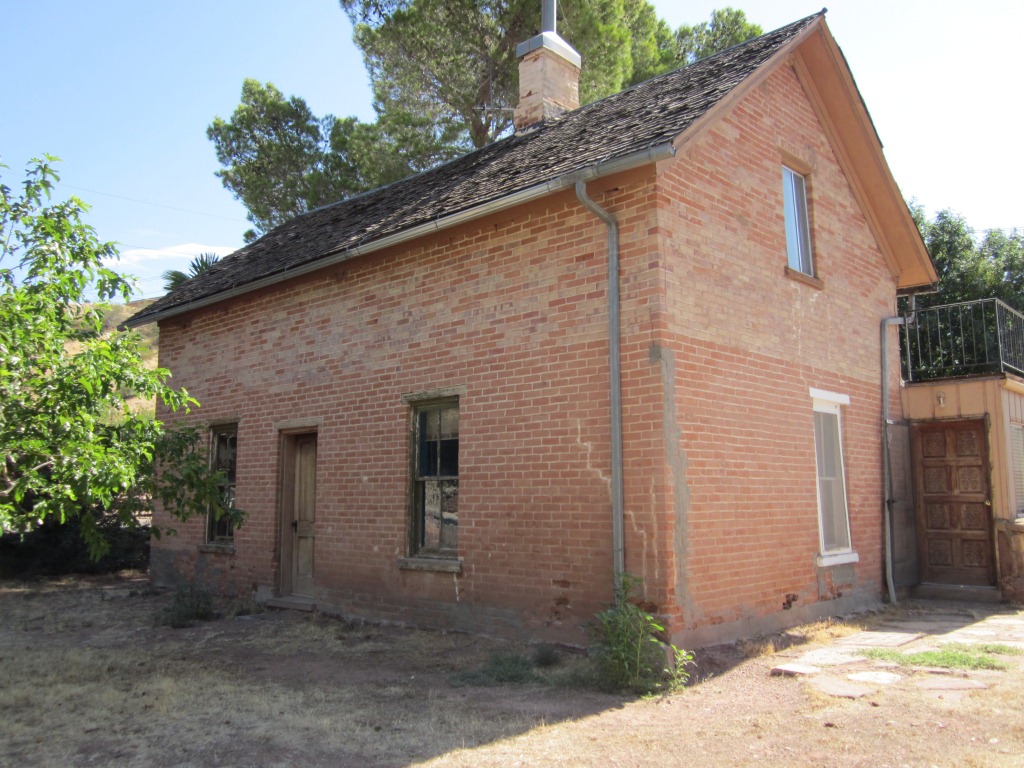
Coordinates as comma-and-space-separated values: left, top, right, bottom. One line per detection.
127, 12, 826, 327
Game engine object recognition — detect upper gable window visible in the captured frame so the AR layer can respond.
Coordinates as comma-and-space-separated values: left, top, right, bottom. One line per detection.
782, 166, 813, 276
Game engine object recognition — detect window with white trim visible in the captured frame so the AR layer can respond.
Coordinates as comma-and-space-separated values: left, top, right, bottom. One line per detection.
810, 390, 856, 563
783, 166, 813, 275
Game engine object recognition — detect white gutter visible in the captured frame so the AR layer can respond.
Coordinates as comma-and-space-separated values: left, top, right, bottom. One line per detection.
126, 143, 676, 328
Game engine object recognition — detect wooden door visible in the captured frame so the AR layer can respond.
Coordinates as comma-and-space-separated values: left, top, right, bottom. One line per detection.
911, 420, 995, 586
281, 433, 317, 597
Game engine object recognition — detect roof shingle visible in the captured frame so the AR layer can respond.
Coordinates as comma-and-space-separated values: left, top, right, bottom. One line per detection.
128, 12, 821, 327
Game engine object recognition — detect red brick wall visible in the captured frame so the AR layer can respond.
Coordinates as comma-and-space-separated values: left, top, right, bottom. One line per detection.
154, 181, 664, 643
653, 63, 900, 644
153, 61, 904, 646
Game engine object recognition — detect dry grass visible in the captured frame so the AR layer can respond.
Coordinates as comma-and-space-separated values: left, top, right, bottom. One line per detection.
738, 616, 865, 659
3, 578, 1023, 767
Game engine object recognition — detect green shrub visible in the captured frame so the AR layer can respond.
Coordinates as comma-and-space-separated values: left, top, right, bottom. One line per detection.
0, 511, 149, 577
590, 574, 694, 694
155, 584, 216, 628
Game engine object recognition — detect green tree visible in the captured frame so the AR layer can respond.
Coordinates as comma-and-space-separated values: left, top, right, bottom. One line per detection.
0, 157, 237, 557
161, 252, 221, 293
673, 7, 762, 65
208, 80, 359, 242
211, 4, 762, 239
342, 0, 727, 150
979, 227, 1024, 307
911, 206, 1024, 310
208, 80, 447, 241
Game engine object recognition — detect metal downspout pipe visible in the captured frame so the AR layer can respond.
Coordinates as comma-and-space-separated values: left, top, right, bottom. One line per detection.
880, 315, 907, 606
575, 181, 625, 598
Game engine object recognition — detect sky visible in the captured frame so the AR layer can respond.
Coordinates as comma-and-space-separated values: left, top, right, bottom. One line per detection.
3, 0, 1022, 300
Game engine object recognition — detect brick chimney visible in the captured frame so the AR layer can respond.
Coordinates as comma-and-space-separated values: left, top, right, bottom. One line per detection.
513, 0, 581, 133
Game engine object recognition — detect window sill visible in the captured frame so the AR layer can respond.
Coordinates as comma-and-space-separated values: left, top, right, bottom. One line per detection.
785, 266, 823, 290
199, 542, 235, 555
397, 557, 463, 574
816, 550, 859, 568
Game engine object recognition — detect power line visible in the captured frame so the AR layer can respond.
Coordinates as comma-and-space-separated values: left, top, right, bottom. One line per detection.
57, 182, 248, 223
114, 242, 234, 255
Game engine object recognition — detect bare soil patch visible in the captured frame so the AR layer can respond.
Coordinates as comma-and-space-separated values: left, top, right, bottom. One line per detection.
2, 575, 1022, 767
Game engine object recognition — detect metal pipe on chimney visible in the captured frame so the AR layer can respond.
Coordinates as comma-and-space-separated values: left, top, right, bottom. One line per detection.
542, 0, 556, 33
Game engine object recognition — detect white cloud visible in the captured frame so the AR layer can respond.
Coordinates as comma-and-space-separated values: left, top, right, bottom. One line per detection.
110, 242, 236, 267
101, 243, 238, 300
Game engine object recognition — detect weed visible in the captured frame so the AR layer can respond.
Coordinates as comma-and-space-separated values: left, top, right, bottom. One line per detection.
225, 594, 264, 618
863, 642, 1019, 671
155, 583, 216, 628
531, 644, 562, 668
966, 643, 1024, 656
450, 653, 538, 687
668, 645, 696, 689
589, 574, 694, 695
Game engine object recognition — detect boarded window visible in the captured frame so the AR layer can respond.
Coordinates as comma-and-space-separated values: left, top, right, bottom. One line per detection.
413, 402, 459, 556
207, 424, 237, 543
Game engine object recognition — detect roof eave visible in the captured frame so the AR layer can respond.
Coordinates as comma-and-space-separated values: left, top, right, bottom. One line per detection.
125, 142, 676, 328
790, 22, 937, 290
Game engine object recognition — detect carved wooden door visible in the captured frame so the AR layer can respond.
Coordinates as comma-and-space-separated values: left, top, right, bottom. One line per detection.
911, 420, 995, 586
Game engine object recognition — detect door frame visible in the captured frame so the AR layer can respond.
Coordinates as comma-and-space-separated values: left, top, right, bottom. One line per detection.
278, 429, 318, 598
909, 417, 996, 587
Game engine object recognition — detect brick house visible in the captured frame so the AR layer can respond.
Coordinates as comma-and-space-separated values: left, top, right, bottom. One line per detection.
128, 11, 937, 647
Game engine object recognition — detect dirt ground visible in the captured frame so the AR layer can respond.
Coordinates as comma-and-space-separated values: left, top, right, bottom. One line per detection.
1, 575, 1022, 768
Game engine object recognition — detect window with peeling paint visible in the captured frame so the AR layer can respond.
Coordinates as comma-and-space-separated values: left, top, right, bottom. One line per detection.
206, 424, 237, 543
412, 401, 459, 556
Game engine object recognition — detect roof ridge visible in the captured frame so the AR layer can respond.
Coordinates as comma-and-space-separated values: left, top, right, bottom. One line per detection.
564, 9, 827, 118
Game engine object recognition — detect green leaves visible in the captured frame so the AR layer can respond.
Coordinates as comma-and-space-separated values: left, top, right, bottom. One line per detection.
207, 80, 441, 241
211, 5, 763, 241
590, 573, 693, 694
1, 158, 237, 559
161, 252, 220, 293
673, 7, 762, 66
910, 206, 1024, 310
208, 80, 341, 241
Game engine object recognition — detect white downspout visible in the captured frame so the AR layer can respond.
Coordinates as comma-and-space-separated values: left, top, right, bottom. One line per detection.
575, 181, 625, 598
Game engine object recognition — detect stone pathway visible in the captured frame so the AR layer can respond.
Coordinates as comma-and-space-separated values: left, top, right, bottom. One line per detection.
770, 601, 1024, 700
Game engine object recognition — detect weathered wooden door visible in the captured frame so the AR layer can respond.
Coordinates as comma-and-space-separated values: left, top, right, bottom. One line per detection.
282, 433, 317, 597
911, 420, 995, 586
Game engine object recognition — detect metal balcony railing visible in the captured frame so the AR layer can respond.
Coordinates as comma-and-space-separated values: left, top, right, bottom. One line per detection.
902, 298, 1024, 382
